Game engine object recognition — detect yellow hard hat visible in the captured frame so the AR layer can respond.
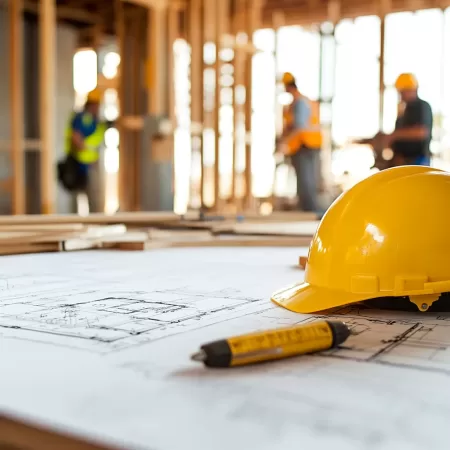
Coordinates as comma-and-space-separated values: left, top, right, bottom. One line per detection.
394, 73, 418, 91
281, 72, 296, 85
86, 88, 101, 103
272, 165, 450, 314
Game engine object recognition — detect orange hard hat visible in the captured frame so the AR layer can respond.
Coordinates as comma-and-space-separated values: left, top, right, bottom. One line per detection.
281, 72, 296, 85
394, 73, 418, 91
86, 87, 101, 103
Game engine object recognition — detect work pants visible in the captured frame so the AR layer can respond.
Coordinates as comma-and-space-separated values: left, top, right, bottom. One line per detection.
290, 147, 320, 212
73, 161, 103, 214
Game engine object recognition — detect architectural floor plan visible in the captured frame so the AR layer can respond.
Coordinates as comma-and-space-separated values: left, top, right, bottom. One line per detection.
1, 247, 450, 450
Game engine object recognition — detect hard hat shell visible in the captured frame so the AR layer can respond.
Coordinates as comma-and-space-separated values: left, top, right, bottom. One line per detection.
394, 73, 418, 91
282, 72, 296, 85
86, 88, 101, 103
272, 166, 450, 313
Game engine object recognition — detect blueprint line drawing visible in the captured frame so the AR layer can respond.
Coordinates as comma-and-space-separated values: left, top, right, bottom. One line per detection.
2, 249, 450, 450
272, 306, 450, 375
0, 288, 270, 353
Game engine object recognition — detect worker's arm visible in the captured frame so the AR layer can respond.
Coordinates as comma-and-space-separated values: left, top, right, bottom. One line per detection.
281, 98, 310, 143
388, 125, 429, 140
386, 101, 432, 144
70, 113, 86, 151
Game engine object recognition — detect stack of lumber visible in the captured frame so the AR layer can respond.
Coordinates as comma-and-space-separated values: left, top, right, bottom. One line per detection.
0, 211, 320, 256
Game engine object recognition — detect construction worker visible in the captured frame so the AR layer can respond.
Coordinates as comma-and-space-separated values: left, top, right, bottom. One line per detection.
58, 88, 108, 214
278, 72, 323, 212
368, 73, 433, 168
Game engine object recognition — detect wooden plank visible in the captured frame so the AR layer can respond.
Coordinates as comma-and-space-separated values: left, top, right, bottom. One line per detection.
0, 413, 117, 450
0, 212, 180, 226
9, 0, 26, 215
119, 116, 145, 130
212, 220, 320, 237
0, 223, 85, 232
39, 0, 56, 214
133, 234, 313, 249
122, 0, 168, 8
0, 225, 126, 246
23, 1, 101, 24
0, 242, 59, 256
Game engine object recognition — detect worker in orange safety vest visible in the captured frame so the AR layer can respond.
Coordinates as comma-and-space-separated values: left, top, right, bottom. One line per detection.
277, 72, 323, 212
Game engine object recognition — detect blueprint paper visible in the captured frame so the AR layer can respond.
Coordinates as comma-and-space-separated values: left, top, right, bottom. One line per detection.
0, 247, 450, 450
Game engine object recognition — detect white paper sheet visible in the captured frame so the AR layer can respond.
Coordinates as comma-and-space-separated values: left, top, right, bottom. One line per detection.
1, 247, 450, 450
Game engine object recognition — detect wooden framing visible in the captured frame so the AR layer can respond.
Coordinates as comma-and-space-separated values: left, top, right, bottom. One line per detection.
115, 0, 127, 211
243, 0, 262, 211
213, 0, 222, 209
188, 0, 204, 207
39, 0, 57, 214
379, 0, 391, 129
9, 0, 26, 214
4, 0, 450, 217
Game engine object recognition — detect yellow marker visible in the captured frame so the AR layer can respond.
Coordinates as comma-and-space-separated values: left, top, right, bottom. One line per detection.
190, 320, 352, 368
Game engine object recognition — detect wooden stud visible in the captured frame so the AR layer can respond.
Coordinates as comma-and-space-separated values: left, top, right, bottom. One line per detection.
189, 0, 204, 207
39, 0, 56, 214
115, 0, 127, 211
168, 4, 178, 124
9, 0, 26, 215
213, 0, 221, 210
230, 0, 239, 204
379, 0, 391, 130
131, 7, 143, 211
202, 0, 214, 208
168, 2, 179, 203
243, 0, 262, 211
147, 5, 167, 116
232, 0, 246, 208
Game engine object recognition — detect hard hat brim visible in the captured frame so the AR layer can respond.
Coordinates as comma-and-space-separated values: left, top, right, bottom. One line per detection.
271, 281, 364, 314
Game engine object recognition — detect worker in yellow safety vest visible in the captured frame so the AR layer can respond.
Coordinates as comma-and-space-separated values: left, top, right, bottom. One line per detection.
277, 72, 323, 212
58, 88, 108, 213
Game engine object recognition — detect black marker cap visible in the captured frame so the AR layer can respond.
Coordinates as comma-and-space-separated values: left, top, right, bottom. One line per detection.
326, 320, 351, 347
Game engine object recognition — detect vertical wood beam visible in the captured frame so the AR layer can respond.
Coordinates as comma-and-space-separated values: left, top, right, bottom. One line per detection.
213, 0, 230, 209
39, 0, 56, 214
379, 18, 385, 130
189, 0, 203, 206
379, 0, 390, 131
243, 0, 262, 210
232, 0, 246, 207
9, 0, 25, 214
167, 3, 179, 207
167, 4, 178, 123
202, 0, 215, 208
147, 5, 167, 115
115, 0, 127, 210
272, 11, 284, 139
230, 0, 239, 203
132, 8, 143, 211
213, 0, 221, 209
